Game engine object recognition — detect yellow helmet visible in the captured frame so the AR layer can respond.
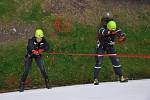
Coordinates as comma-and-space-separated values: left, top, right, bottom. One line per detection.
35, 29, 44, 38
107, 21, 116, 31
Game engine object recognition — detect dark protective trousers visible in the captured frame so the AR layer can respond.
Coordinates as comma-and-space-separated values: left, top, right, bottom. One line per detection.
20, 54, 48, 83
94, 46, 122, 79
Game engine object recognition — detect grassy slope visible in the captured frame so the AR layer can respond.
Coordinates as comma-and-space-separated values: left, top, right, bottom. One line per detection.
0, 0, 150, 92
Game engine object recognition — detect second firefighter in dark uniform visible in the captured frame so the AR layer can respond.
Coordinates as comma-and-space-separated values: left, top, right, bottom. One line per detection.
20, 29, 50, 92
94, 19, 128, 85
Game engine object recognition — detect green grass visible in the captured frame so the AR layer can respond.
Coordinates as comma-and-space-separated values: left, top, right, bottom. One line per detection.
0, 0, 16, 16
20, 2, 44, 22
1, 21, 150, 92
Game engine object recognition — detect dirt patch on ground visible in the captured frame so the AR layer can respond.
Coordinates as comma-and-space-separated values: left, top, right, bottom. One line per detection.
0, 21, 35, 43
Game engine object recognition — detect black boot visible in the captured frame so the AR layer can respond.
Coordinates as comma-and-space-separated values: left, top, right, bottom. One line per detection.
45, 79, 51, 89
94, 79, 99, 85
19, 82, 25, 92
119, 76, 128, 82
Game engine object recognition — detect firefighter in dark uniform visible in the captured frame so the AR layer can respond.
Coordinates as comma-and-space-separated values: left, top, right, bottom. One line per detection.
19, 29, 50, 92
94, 19, 128, 85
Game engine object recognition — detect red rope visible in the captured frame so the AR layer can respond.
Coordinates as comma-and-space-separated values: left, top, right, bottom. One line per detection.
48, 52, 150, 59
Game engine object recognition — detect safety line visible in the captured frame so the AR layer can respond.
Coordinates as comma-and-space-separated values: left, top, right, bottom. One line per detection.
123, 42, 150, 44
48, 52, 150, 59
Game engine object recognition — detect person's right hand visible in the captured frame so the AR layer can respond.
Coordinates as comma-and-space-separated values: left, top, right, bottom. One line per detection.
117, 36, 126, 43
32, 50, 39, 55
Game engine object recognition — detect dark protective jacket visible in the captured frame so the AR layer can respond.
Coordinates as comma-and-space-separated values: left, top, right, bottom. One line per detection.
97, 18, 126, 48
97, 27, 126, 48
97, 17, 113, 41
26, 37, 49, 56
